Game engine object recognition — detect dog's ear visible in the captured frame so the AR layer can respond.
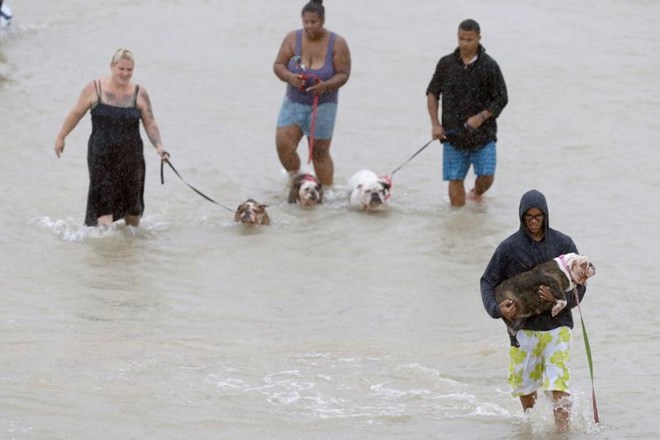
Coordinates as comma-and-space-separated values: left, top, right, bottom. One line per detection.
259, 205, 271, 225
380, 175, 392, 192
570, 256, 584, 271
288, 185, 300, 204
579, 257, 595, 277
571, 256, 593, 284
234, 205, 243, 222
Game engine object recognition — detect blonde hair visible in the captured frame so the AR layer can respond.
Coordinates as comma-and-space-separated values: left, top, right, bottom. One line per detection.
111, 48, 135, 65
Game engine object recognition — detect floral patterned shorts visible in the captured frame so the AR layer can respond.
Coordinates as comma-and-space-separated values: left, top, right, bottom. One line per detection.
508, 326, 572, 397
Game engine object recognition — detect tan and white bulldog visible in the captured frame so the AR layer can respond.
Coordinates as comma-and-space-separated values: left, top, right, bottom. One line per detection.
288, 173, 323, 207
347, 170, 392, 212
234, 199, 271, 226
495, 253, 596, 335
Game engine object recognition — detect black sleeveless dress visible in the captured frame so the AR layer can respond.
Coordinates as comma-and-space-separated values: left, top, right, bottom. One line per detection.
85, 80, 145, 226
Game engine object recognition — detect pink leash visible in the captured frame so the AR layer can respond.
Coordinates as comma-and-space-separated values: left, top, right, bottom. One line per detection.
381, 174, 392, 201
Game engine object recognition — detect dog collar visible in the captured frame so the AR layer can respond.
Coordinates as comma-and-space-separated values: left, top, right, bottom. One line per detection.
558, 254, 571, 277
558, 254, 579, 291
381, 175, 393, 201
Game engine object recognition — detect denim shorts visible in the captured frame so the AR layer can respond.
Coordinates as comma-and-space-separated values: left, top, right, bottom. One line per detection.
442, 141, 496, 181
276, 97, 338, 140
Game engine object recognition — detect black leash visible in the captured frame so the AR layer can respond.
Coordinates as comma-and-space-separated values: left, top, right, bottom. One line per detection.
390, 139, 437, 176
161, 159, 234, 212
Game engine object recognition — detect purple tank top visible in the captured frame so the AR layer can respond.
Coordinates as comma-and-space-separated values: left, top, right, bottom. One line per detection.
285, 30, 338, 105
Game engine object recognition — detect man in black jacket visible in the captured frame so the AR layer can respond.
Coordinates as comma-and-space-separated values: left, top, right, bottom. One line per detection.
426, 19, 508, 207
481, 190, 588, 432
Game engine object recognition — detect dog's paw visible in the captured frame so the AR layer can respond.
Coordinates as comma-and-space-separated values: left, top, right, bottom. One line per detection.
551, 300, 567, 317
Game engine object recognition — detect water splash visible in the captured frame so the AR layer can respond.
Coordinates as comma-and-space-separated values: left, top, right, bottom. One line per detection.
30, 216, 156, 241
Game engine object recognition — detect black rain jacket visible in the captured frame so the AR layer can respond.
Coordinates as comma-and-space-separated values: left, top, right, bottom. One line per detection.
480, 190, 587, 340
426, 45, 508, 150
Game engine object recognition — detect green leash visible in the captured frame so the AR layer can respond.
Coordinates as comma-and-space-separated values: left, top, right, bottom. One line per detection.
559, 254, 600, 424
574, 288, 600, 424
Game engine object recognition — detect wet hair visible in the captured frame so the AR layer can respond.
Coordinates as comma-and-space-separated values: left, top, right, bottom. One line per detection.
111, 48, 135, 65
458, 19, 480, 34
301, 0, 324, 20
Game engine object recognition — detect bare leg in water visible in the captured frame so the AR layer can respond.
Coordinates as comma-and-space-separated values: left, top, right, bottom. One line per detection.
449, 174, 494, 206
96, 214, 140, 227
276, 125, 334, 186
519, 391, 571, 432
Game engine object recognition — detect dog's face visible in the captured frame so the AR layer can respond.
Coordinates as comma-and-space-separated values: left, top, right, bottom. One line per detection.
348, 170, 391, 211
234, 199, 271, 225
358, 180, 390, 209
288, 174, 323, 207
563, 253, 596, 285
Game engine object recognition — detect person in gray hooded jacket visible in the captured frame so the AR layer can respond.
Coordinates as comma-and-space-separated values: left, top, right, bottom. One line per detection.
480, 189, 587, 432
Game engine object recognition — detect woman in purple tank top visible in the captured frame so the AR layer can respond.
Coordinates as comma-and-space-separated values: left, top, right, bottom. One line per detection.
273, 0, 351, 187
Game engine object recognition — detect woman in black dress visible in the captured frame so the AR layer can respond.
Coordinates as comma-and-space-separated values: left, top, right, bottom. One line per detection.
54, 48, 170, 227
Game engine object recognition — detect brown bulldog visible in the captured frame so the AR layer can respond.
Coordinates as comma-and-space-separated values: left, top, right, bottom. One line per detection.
234, 199, 271, 226
288, 173, 323, 207
495, 253, 596, 335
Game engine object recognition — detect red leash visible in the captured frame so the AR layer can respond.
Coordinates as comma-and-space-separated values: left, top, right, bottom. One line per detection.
307, 94, 319, 164
293, 56, 320, 164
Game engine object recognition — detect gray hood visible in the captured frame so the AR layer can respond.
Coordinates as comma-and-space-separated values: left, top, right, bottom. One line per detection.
518, 189, 549, 239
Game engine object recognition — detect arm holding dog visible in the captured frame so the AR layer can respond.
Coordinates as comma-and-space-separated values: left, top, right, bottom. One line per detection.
499, 299, 517, 320
480, 243, 512, 319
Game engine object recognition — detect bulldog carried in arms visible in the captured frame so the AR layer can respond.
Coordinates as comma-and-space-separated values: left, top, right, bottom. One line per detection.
495, 253, 596, 337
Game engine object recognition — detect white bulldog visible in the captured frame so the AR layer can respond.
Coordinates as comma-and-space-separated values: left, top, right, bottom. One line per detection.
288, 173, 323, 207
347, 170, 392, 211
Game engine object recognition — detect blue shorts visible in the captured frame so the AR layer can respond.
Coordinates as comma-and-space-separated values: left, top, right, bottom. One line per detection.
442, 141, 496, 181
276, 97, 338, 140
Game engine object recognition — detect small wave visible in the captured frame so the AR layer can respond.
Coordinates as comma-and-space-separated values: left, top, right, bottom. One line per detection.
512, 391, 602, 435
0, 21, 47, 43
30, 216, 157, 241
0, 415, 33, 437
